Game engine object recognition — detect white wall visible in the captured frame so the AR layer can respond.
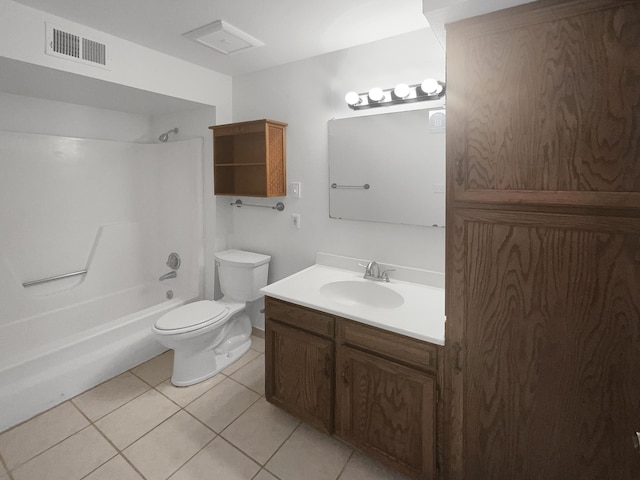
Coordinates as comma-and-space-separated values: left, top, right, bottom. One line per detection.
0, 0, 232, 120
0, 92, 151, 141
230, 28, 447, 284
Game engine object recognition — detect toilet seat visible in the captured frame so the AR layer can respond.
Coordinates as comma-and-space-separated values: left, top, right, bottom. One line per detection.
154, 300, 230, 335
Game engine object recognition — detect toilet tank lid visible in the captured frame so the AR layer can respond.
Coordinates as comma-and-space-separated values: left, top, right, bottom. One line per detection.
215, 249, 271, 268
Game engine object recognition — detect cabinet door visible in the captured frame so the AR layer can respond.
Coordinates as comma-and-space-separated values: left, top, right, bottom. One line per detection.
265, 319, 334, 433
447, 209, 640, 479
447, 1, 640, 209
336, 346, 436, 479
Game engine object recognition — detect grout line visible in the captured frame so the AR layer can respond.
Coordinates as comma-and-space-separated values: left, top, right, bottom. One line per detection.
1, 401, 91, 473
336, 449, 356, 480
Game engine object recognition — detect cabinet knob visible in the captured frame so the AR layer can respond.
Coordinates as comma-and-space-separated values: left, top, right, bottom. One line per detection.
455, 157, 464, 185
324, 353, 332, 378
342, 364, 350, 385
634, 432, 640, 451
452, 342, 462, 372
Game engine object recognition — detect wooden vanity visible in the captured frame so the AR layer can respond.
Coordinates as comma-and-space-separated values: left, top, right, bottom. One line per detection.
265, 296, 443, 480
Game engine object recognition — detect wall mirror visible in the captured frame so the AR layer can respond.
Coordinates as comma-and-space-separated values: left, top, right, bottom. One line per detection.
328, 107, 445, 227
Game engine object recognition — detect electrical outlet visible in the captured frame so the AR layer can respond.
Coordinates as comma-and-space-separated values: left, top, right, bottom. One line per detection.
289, 182, 301, 198
291, 213, 301, 229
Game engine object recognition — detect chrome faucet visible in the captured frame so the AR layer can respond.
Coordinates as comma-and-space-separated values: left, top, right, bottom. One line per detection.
159, 271, 177, 281
359, 261, 394, 283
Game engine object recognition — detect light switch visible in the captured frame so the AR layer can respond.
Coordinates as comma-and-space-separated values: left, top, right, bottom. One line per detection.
289, 182, 301, 198
291, 213, 301, 229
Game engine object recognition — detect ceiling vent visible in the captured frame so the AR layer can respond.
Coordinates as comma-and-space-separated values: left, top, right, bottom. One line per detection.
45, 23, 110, 69
183, 20, 264, 55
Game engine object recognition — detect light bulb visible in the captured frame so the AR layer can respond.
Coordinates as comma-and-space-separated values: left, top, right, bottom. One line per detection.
368, 87, 385, 103
393, 83, 411, 99
345, 91, 361, 106
420, 78, 442, 95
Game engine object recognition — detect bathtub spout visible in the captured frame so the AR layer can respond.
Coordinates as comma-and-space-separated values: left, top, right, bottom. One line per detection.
159, 271, 177, 281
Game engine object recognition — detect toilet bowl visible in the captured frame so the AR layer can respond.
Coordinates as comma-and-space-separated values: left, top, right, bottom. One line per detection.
153, 249, 270, 386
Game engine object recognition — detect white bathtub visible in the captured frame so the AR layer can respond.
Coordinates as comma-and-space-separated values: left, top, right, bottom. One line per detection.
0, 132, 204, 433
0, 284, 197, 432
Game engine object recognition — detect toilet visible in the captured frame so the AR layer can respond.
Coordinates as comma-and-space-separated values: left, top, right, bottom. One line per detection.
153, 249, 271, 386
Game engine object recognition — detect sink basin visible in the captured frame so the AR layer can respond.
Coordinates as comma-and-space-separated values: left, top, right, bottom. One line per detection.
319, 280, 404, 309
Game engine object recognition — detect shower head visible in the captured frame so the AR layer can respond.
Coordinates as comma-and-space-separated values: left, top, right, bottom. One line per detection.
158, 127, 179, 142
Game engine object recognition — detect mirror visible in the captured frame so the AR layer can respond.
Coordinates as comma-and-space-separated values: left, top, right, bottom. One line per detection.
328, 108, 445, 227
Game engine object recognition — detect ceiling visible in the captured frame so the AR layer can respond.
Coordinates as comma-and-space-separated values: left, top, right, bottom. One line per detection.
15, 0, 431, 76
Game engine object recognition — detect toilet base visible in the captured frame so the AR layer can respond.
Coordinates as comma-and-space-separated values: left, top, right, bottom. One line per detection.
169, 312, 253, 387
171, 336, 251, 386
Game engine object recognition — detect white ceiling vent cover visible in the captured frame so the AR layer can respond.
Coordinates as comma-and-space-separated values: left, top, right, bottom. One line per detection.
183, 20, 264, 55
45, 23, 110, 69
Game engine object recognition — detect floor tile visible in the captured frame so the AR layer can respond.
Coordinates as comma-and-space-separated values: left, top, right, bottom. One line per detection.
253, 469, 279, 480
250, 335, 265, 353
11, 425, 116, 480
0, 401, 89, 470
187, 377, 260, 433
222, 398, 299, 465
156, 373, 226, 407
83, 455, 143, 480
266, 424, 352, 480
338, 451, 409, 480
131, 350, 174, 386
170, 437, 260, 480
230, 354, 265, 395
72, 371, 149, 421
95, 389, 180, 449
222, 348, 260, 376
123, 411, 214, 480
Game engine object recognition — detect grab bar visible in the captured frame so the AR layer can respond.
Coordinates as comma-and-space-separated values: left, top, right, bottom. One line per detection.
230, 199, 285, 211
22, 269, 87, 288
331, 183, 370, 190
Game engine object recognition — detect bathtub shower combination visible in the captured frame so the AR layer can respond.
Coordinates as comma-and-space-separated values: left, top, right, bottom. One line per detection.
0, 131, 203, 432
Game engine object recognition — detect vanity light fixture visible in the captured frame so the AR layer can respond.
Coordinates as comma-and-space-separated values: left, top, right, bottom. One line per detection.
345, 78, 445, 110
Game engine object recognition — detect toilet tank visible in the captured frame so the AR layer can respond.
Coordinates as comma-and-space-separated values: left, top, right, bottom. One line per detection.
215, 249, 271, 302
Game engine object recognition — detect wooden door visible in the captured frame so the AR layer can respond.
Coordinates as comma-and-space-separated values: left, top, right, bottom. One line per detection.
265, 319, 334, 433
447, 209, 640, 479
336, 346, 436, 479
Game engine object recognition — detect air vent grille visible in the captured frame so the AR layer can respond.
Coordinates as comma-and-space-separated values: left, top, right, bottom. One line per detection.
46, 23, 109, 69
52, 29, 80, 58
82, 38, 106, 65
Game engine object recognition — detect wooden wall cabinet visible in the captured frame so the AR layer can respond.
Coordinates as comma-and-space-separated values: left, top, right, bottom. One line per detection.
265, 297, 441, 480
445, 1, 640, 479
210, 119, 287, 197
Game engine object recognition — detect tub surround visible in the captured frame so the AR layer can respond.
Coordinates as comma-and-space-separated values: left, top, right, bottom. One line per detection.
260, 252, 445, 345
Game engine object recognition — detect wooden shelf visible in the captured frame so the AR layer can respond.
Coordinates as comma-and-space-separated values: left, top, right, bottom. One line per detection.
210, 119, 287, 197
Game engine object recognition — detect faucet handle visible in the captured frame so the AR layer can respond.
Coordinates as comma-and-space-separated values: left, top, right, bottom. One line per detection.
358, 262, 372, 275
380, 269, 395, 282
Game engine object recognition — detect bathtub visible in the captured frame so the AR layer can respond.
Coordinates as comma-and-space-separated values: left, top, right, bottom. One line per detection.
0, 284, 197, 432
0, 132, 204, 433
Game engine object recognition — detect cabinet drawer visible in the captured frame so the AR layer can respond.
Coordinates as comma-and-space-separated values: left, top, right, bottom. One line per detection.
337, 319, 438, 373
265, 297, 334, 338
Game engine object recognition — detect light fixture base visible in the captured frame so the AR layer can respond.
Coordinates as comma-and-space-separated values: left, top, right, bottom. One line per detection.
346, 80, 446, 110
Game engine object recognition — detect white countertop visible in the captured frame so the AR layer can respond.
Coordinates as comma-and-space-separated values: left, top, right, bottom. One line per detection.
260, 254, 445, 345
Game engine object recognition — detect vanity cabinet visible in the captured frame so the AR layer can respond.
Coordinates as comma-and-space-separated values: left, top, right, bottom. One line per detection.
209, 119, 287, 197
265, 296, 441, 480
336, 319, 438, 480
264, 297, 335, 433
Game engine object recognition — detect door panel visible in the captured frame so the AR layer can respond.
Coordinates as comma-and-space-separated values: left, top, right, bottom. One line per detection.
451, 209, 640, 479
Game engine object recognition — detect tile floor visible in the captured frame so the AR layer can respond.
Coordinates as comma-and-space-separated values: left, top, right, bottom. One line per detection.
0, 335, 408, 480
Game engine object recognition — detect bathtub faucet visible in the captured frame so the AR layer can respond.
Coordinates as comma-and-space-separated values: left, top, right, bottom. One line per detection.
159, 271, 177, 281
